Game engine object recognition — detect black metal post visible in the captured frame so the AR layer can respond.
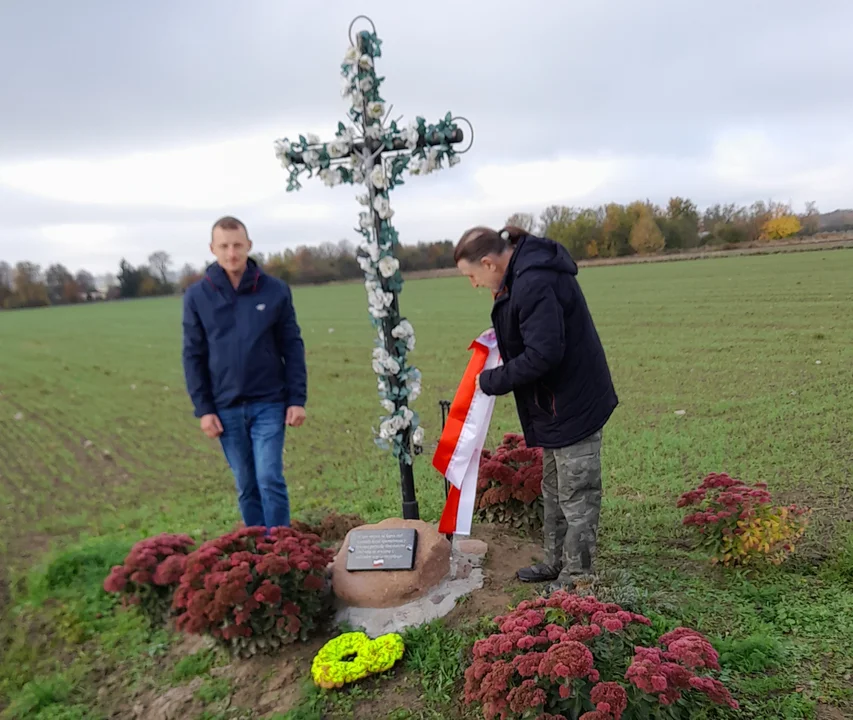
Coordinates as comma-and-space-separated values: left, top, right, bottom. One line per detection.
439, 400, 451, 499
439, 399, 453, 542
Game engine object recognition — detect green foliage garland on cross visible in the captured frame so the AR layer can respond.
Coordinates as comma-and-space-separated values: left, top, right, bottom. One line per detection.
272, 16, 471, 518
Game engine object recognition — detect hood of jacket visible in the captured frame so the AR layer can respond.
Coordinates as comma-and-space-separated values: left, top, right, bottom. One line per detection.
511, 234, 578, 279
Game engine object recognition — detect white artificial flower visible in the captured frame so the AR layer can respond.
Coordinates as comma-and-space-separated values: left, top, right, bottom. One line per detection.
359, 76, 373, 92
425, 147, 440, 173
370, 164, 387, 189
341, 78, 354, 98
365, 124, 383, 141
381, 398, 395, 413
378, 255, 400, 278
359, 212, 374, 231
327, 140, 350, 158
358, 255, 375, 274
351, 91, 365, 111
449, 153, 461, 167
412, 427, 425, 447
358, 54, 373, 69
356, 193, 370, 206
369, 305, 389, 319
344, 45, 359, 64
319, 168, 342, 187
338, 126, 355, 143
405, 120, 420, 150
400, 406, 414, 425
361, 241, 380, 262
408, 156, 424, 176
273, 138, 291, 160
373, 195, 394, 220
378, 377, 388, 392
378, 417, 400, 440
306, 133, 321, 145
408, 379, 421, 400
365, 279, 379, 293
367, 101, 385, 120
303, 150, 320, 167
391, 319, 414, 340
352, 166, 365, 183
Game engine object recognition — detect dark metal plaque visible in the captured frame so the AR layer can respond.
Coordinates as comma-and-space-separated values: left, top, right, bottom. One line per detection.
345, 528, 418, 571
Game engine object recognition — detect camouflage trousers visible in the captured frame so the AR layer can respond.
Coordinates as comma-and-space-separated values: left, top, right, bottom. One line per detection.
542, 430, 603, 584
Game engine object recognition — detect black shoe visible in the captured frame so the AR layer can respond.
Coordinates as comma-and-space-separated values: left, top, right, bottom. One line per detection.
516, 563, 560, 583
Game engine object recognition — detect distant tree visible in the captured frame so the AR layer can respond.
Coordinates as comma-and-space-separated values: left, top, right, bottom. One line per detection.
178, 263, 202, 292
761, 215, 802, 241
118, 259, 142, 298
0, 261, 12, 306
148, 251, 172, 286
138, 272, 160, 296
800, 201, 820, 235
9, 262, 49, 308
75, 270, 96, 298
629, 208, 666, 255
45, 264, 75, 305
601, 204, 634, 257
505, 212, 536, 233
660, 196, 701, 249
539, 206, 576, 238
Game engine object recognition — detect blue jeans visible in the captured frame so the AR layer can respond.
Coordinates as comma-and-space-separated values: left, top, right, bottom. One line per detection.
217, 401, 290, 529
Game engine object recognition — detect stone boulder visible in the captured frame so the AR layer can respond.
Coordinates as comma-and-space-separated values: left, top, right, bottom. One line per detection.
331, 518, 451, 609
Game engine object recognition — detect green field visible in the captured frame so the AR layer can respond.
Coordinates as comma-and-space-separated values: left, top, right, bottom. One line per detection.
1, 250, 852, 719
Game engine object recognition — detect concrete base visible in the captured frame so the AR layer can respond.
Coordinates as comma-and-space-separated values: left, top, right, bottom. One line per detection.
333, 536, 487, 638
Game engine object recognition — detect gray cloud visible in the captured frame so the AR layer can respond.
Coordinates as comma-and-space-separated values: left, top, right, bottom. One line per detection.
1, 0, 851, 273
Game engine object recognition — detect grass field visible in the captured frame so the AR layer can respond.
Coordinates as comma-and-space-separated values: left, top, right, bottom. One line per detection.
1, 250, 852, 719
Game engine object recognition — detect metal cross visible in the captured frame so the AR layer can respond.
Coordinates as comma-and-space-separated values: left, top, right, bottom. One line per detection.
273, 16, 473, 521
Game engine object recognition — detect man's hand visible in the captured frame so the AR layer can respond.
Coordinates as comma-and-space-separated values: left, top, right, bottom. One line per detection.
286, 406, 306, 428
200, 413, 223, 439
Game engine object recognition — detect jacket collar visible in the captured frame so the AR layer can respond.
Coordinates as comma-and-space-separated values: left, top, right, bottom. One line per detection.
206, 258, 262, 295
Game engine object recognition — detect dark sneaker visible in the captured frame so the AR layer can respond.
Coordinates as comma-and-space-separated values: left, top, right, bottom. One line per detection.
516, 563, 560, 583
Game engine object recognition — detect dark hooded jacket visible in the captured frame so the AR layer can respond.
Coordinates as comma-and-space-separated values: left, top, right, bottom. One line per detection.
478, 234, 618, 449
181, 259, 307, 418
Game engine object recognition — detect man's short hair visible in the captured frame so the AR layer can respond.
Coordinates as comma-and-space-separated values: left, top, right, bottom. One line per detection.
211, 216, 248, 239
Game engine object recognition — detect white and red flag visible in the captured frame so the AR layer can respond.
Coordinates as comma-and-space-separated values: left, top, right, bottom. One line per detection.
433, 328, 502, 536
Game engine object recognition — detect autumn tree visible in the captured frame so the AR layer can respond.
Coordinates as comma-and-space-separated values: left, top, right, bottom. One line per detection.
629, 207, 666, 255
10, 262, 49, 308
761, 215, 802, 241
600, 204, 633, 257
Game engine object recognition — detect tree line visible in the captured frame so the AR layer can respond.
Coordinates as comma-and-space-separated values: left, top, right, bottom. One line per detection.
0, 198, 846, 310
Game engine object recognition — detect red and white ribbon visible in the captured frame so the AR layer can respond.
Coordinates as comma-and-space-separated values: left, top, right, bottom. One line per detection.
433, 328, 502, 536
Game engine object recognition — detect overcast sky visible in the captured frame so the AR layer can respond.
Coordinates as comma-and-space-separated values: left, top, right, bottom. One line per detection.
1, 0, 851, 275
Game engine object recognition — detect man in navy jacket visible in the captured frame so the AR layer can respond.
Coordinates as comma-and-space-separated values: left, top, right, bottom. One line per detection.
182, 216, 307, 529
454, 225, 618, 592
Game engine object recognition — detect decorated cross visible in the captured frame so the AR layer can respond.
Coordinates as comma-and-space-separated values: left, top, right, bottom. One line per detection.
273, 16, 473, 521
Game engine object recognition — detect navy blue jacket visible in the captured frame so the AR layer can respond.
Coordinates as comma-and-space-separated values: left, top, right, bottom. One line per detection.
479, 234, 618, 449
181, 259, 307, 418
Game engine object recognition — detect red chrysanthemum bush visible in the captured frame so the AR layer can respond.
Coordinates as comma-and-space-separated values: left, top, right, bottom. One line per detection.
463, 591, 738, 720
477, 433, 544, 530
172, 526, 335, 658
103, 533, 196, 624
678, 472, 811, 566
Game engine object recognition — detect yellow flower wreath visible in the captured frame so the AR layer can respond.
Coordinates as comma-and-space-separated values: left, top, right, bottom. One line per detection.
311, 631, 405, 689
